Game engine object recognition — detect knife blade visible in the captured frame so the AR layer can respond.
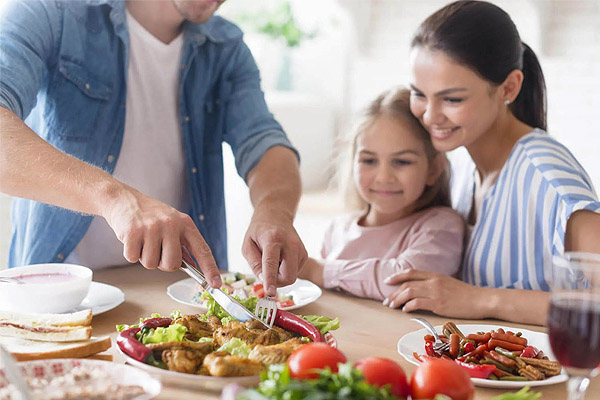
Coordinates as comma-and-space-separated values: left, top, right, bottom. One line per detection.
0, 345, 33, 400
180, 259, 268, 328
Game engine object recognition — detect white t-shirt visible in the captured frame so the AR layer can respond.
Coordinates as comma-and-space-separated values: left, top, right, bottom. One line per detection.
66, 11, 188, 269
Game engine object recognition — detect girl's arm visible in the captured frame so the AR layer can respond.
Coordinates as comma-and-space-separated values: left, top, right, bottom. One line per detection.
384, 269, 549, 325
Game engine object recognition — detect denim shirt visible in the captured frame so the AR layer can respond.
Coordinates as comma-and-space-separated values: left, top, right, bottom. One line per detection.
0, 0, 298, 269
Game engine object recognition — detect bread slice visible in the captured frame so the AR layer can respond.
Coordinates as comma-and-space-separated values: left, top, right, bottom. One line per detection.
0, 323, 91, 342
84, 352, 114, 361
0, 335, 111, 361
0, 309, 92, 327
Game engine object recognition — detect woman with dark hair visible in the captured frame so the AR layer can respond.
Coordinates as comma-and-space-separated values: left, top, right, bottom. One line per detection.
384, 0, 600, 325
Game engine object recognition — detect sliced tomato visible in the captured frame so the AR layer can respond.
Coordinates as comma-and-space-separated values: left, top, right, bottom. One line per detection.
278, 299, 295, 308
252, 283, 265, 298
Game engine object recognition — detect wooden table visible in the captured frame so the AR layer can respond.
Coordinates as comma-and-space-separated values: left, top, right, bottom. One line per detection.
93, 265, 599, 399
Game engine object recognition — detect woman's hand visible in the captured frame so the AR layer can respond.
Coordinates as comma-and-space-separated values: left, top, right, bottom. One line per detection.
383, 269, 492, 319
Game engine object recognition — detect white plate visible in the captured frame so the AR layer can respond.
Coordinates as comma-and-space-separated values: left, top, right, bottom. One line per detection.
71, 282, 125, 316
397, 324, 568, 389
118, 332, 336, 391
0, 358, 160, 399
118, 348, 259, 392
167, 277, 322, 311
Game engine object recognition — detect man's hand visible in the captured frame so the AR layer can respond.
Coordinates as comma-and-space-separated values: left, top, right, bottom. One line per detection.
242, 208, 307, 297
102, 184, 222, 287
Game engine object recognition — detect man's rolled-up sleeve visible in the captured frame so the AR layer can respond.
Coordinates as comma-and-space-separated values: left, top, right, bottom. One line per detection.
222, 40, 299, 181
0, 0, 58, 119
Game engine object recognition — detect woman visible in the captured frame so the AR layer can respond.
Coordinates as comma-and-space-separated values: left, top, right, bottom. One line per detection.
384, 0, 600, 325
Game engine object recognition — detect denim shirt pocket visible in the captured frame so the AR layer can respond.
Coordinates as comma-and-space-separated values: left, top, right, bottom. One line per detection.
45, 58, 112, 142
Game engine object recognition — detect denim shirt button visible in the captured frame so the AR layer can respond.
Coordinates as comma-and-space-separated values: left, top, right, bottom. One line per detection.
184, 116, 190, 122
215, 99, 220, 105
107, 155, 115, 163
57, 253, 64, 260
85, 83, 90, 90
191, 167, 197, 174
198, 214, 205, 221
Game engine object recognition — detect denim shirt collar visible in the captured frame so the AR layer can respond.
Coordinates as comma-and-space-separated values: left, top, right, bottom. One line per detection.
88, 0, 240, 48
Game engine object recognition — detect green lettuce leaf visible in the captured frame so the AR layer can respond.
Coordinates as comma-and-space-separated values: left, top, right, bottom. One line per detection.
139, 323, 187, 345
299, 315, 340, 334
216, 337, 252, 357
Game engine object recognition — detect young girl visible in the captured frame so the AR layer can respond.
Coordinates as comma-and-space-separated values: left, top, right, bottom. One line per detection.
384, 0, 600, 325
299, 88, 465, 304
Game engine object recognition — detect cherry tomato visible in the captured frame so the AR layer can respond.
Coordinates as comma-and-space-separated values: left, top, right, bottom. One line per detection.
252, 283, 265, 298
287, 343, 347, 380
463, 341, 476, 354
411, 359, 474, 400
354, 357, 410, 398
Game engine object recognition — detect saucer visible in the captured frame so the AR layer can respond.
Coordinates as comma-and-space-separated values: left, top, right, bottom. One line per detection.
72, 282, 124, 316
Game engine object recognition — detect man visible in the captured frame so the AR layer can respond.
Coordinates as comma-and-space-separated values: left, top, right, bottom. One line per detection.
0, 0, 307, 296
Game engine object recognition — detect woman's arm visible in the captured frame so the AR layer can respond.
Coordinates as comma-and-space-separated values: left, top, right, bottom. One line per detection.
565, 210, 600, 253
384, 269, 550, 325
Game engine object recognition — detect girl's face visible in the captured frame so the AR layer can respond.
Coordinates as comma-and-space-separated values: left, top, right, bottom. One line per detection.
409, 47, 503, 153
353, 114, 438, 226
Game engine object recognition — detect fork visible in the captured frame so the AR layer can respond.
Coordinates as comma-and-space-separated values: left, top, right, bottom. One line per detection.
411, 317, 450, 355
255, 296, 277, 328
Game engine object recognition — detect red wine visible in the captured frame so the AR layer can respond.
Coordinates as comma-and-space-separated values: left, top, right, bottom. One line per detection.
548, 293, 600, 369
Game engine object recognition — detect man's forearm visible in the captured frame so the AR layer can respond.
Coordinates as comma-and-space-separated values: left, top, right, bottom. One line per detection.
246, 146, 301, 219
0, 106, 124, 217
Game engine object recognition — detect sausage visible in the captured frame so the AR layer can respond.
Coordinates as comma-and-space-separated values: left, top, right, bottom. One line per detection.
489, 350, 516, 367
487, 339, 525, 352
490, 332, 527, 346
466, 332, 491, 343
449, 333, 460, 357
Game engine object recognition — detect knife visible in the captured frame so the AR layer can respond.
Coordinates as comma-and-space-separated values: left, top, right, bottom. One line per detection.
180, 259, 269, 328
0, 345, 33, 400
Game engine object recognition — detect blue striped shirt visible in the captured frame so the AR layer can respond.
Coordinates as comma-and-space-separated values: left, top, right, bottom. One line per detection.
449, 130, 600, 291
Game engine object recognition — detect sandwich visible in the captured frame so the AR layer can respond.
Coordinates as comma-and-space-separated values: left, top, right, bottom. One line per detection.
0, 309, 92, 342
0, 308, 112, 361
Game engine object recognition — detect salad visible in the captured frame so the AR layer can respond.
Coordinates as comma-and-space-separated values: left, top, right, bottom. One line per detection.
115, 294, 339, 378
192, 272, 295, 308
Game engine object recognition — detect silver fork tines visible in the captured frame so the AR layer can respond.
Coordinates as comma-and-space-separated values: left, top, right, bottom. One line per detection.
255, 296, 277, 328
411, 317, 450, 355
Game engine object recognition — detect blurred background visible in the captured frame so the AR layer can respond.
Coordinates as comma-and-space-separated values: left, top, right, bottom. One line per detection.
1, 0, 599, 271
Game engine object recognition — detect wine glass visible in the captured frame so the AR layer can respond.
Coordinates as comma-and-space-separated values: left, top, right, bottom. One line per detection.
548, 252, 600, 400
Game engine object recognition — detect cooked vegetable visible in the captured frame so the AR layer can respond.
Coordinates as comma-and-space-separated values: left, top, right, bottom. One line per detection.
275, 310, 325, 343
117, 328, 150, 363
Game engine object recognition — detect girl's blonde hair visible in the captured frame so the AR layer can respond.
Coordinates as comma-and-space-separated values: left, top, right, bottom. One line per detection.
336, 87, 451, 213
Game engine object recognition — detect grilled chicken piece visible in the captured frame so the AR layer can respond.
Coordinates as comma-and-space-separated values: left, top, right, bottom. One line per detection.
213, 321, 261, 347
146, 340, 214, 353
248, 338, 306, 365
203, 351, 265, 377
246, 319, 268, 330
207, 315, 222, 331
173, 315, 214, 341
214, 320, 296, 347
162, 348, 205, 374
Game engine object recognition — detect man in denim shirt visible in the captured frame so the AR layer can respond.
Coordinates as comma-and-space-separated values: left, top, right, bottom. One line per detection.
0, 0, 306, 295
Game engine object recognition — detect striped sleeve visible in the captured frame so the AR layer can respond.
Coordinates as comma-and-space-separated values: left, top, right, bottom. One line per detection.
461, 131, 600, 292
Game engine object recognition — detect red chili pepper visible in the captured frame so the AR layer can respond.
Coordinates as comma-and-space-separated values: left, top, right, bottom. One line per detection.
274, 310, 325, 342
455, 360, 496, 379
520, 345, 540, 358
424, 340, 436, 357
140, 317, 172, 329
117, 327, 151, 363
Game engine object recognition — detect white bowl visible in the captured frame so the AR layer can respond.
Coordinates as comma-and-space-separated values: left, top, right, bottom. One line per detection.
0, 263, 92, 313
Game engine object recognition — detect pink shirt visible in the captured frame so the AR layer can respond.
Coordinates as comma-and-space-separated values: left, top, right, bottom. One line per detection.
322, 206, 465, 301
